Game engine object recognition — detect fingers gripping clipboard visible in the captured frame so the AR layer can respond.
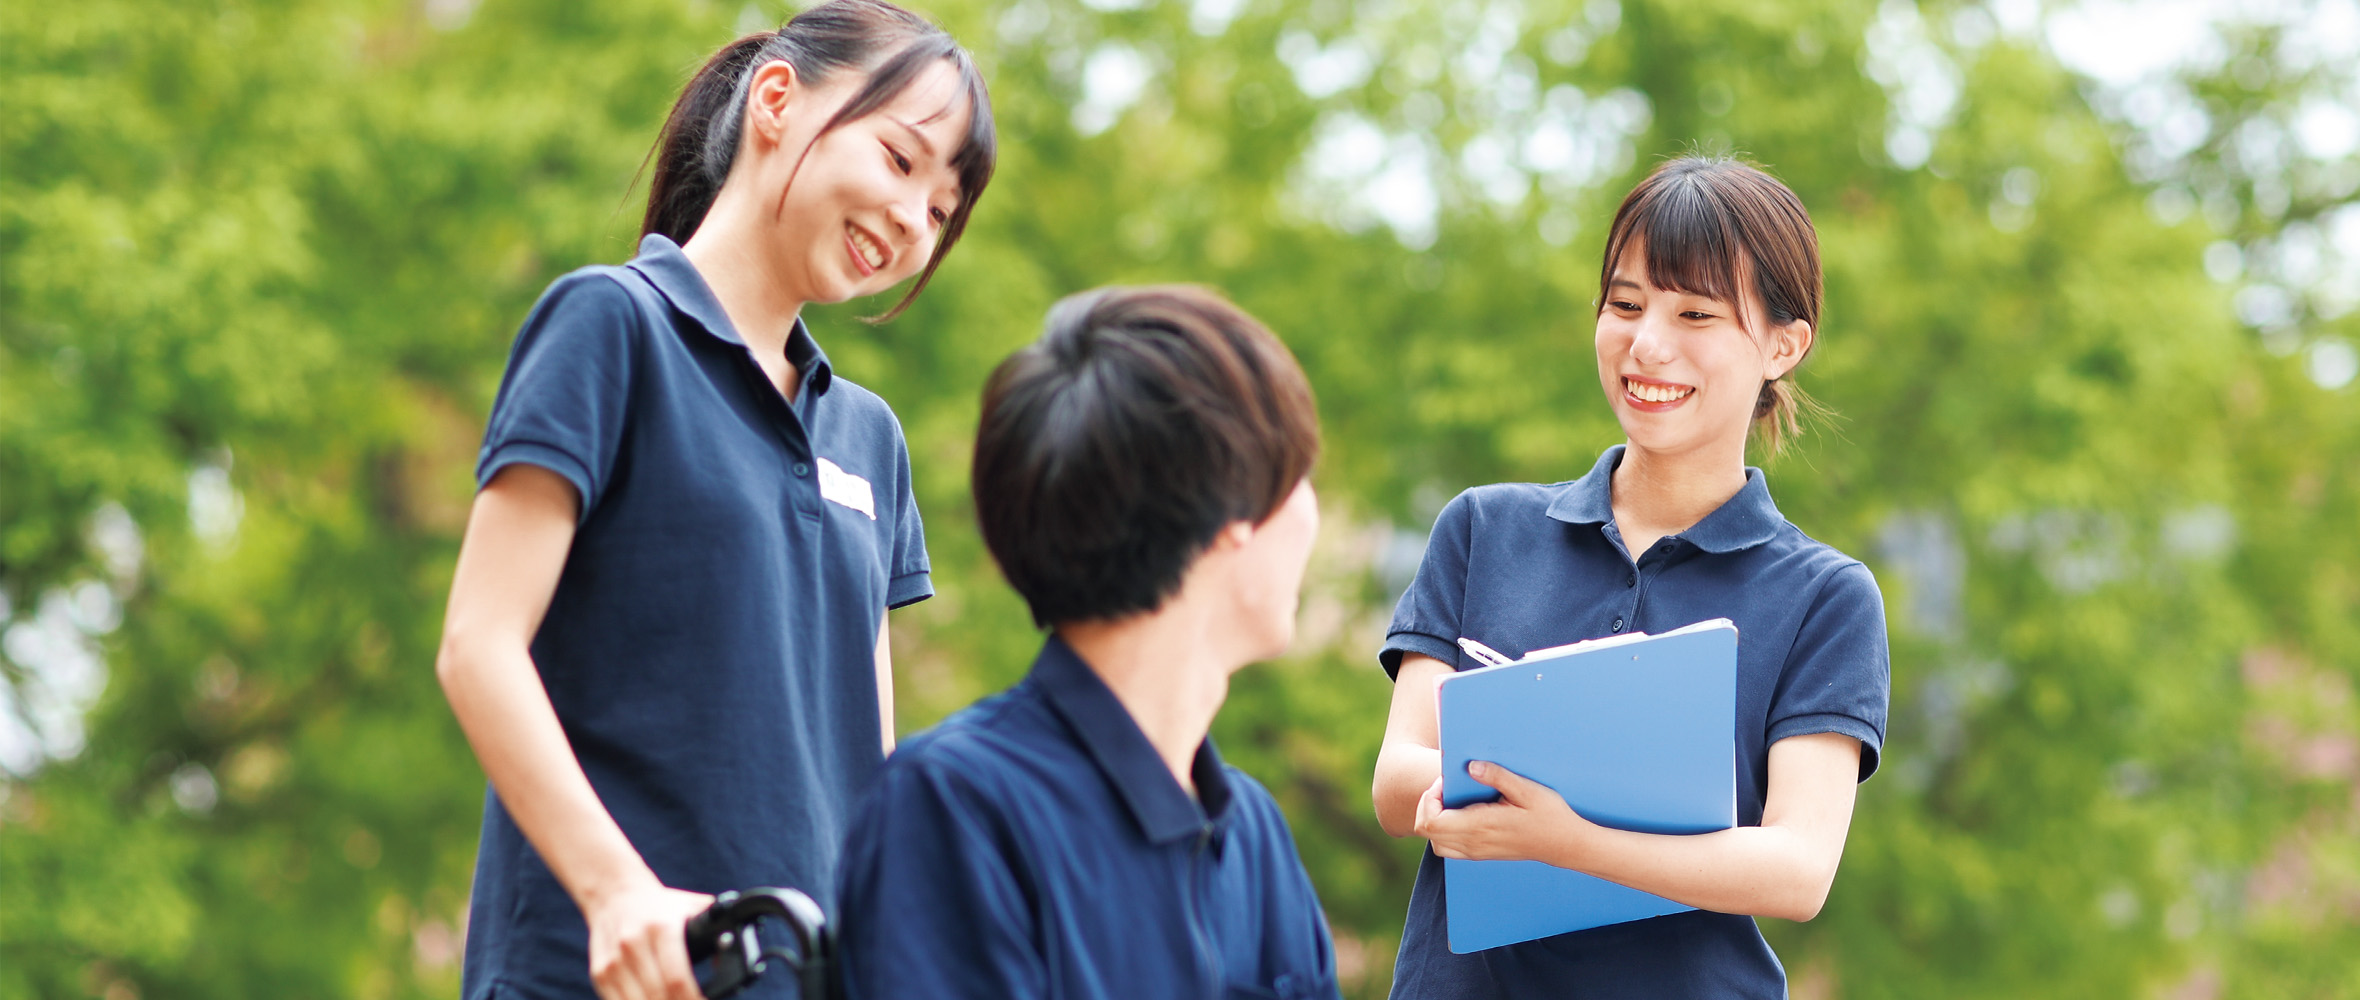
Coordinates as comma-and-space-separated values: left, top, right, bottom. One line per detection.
1435, 619, 1739, 953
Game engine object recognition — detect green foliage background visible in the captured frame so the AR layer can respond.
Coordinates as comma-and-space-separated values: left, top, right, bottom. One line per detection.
4, 0, 2357, 996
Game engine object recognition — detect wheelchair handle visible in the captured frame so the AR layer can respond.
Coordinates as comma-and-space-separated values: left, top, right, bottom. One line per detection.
683, 887, 836, 1000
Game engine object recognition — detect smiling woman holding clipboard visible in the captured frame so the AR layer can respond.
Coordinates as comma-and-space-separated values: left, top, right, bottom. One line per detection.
1370, 155, 1891, 999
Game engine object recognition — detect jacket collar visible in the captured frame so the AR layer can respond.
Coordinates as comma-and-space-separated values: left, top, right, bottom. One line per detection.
1030, 635, 1233, 844
625, 233, 834, 396
1543, 444, 1784, 554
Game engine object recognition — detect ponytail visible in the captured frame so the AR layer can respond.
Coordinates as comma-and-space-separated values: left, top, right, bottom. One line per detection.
1751, 377, 1827, 457
643, 34, 774, 246
640, 0, 998, 320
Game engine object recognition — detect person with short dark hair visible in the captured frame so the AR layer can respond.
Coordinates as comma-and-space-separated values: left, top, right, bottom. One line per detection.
833, 285, 1342, 1000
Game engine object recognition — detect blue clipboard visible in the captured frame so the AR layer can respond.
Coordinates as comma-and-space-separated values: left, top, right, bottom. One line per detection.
1435, 619, 1738, 953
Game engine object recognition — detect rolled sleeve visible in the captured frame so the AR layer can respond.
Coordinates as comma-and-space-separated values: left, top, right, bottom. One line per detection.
474, 272, 638, 520
477, 440, 596, 509
886, 569, 934, 610
1380, 631, 1461, 677
883, 416, 932, 610
1379, 491, 1477, 680
1768, 563, 1892, 781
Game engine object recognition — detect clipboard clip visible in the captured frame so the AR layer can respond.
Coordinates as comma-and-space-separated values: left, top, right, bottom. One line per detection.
1455, 637, 1514, 668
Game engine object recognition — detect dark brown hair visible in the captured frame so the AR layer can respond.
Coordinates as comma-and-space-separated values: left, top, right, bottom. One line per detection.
643, 0, 996, 321
972, 286, 1321, 628
1597, 155, 1826, 454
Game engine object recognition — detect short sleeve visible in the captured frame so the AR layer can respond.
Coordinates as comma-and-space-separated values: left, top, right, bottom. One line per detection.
1767, 562, 1892, 781
1378, 491, 1477, 680
883, 422, 932, 609
475, 272, 639, 520
835, 759, 1042, 1000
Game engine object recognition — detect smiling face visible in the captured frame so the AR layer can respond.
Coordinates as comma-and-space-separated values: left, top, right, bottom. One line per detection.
733, 57, 972, 308
1594, 236, 1811, 460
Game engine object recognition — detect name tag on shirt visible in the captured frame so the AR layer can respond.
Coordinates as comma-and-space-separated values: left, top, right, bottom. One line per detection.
816, 457, 876, 520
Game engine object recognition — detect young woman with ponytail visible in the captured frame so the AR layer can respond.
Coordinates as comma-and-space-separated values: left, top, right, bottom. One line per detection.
1369, 156, 1890, 998
434, 3, 994, 998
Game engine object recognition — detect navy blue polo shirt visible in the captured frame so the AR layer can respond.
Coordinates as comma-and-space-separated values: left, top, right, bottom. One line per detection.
460, 234, 931, 1000
1380, 445, 1888, 1000
835, 637, 1342, 1000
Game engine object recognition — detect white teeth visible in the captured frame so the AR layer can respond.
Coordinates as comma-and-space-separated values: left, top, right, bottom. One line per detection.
849, 227, 885, 269
1625, 378, 1693, 403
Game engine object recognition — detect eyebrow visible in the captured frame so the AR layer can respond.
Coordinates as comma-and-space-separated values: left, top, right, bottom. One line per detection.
889, 117, 939, 159
1608, 278, 1646, 292
889, 116, 966, 208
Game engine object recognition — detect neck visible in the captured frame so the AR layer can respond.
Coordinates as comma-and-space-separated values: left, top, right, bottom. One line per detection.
1612, 436, 1749, 542
1057, 602, 1240, 797
680, 191, 807, 365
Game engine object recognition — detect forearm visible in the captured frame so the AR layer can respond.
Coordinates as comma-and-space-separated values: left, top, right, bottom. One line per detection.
1424, 736, 1864, 922
438, 636, 655, 908
1375, 655, 1452, 838
1544, 821, 1841, 921
1372, 742, 1440, 838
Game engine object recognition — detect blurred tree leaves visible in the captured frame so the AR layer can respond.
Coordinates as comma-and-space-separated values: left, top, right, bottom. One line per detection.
3, 0, 2355, 997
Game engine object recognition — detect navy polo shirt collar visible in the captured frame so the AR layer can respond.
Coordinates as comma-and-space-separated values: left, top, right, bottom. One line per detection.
627, 233, 835, 396
1030, 636, 1233, 843
1545, 444, 1784, 553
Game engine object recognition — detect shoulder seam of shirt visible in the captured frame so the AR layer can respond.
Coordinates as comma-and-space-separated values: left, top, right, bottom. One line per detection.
1461, 480, 1576, 504
1789, 558, 1872, 625
594, 267, 670, 330
1463, 479, 1588, 527
1771, 559, 1884, 698
531, 268, 654, 361
545, 265, 643, 308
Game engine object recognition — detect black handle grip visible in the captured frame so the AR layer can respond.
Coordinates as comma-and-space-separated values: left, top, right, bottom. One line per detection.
682, 887, 835, 1000
684, 895, 730, 964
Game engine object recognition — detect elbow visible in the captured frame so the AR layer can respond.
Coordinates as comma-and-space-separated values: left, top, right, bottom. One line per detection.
1374, 767, 1432, 839
434, 628, 479, 698
1371, 776, 1399, 838
1775, 894, 1827, 924
1370, 772, 1416, 840
1771, 866, 1839, 923
1374, 794, 1413, 840
1370, 743, 1439, 839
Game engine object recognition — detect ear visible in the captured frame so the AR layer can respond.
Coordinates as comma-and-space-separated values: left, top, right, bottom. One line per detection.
1207, 519, 1255, 553
1765, 318, 1814, 381
741, 59, 802, 150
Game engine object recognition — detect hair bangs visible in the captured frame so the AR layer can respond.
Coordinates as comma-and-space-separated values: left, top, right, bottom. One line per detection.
825, 38, 996, 322
1616, 174, 1748, 314
1593, 153, 1830, 455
